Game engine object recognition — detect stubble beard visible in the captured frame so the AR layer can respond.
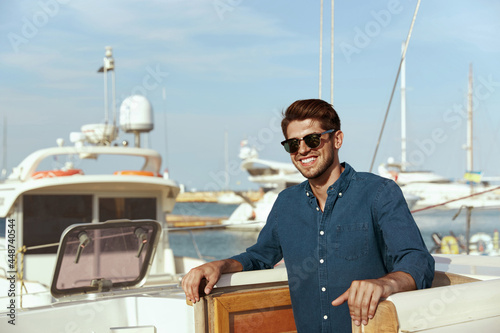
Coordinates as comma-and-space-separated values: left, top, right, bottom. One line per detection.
294, 152, 335, 180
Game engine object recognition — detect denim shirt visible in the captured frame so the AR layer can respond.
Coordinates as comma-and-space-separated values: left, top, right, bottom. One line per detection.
231, 162, 435, 333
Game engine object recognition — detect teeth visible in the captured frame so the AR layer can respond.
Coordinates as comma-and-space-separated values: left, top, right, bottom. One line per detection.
302, 157, 316, 163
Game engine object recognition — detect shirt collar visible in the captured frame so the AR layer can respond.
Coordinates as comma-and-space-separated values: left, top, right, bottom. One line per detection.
303, 162, 355, 197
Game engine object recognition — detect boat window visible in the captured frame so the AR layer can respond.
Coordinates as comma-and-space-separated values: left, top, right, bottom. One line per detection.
23, 195, 93, 254
99, 197, 156, 221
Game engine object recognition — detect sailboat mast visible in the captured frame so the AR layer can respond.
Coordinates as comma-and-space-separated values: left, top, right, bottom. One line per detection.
467, 63, 473, 174
330, 0, 334, 104
224, 131, 229, 191
467, 64, 474, 195
400, 42, 407, 171
318, 0, 324, 99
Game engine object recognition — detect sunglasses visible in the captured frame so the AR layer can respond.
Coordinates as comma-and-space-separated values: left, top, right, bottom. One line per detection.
281, 129, 336, 154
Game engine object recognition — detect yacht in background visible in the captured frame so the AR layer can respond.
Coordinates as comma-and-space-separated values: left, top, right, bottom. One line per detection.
0, 47, 205, 311
378, 54, 500, 211
225, 141, 420, 229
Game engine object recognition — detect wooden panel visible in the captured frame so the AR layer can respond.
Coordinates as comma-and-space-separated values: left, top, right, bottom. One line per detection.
431, 270, 480, 287
216, 288, 293, 312
230, 307, 296, 333
207, 286, 297, 333
352, 301, 398, 333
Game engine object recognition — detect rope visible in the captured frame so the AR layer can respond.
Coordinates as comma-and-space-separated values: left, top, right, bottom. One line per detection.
14, 246, 28, 308
369, 0, 422, 172
411, 185, 500, 213
11, 242, 59, 309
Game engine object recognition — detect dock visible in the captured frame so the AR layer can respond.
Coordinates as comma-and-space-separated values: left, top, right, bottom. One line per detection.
176, 190, 263, 203
166, 214, 224, 228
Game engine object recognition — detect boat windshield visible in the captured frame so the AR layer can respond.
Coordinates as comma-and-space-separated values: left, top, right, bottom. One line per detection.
23, 195, 157, 254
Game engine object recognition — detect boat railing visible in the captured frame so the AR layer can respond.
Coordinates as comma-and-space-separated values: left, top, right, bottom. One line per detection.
410, 185, 500, 213
187, 265, 499, 333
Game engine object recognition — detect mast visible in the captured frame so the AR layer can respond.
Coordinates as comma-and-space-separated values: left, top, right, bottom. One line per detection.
467, 64, 473, 176
330, 0, 334, 104
467, 64, 474, 194
318, 0, 324, 99
224, 131, 229, 191
400, 42, 407, 171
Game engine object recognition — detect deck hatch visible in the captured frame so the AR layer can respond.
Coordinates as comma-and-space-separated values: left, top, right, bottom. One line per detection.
50, 219, 161, 298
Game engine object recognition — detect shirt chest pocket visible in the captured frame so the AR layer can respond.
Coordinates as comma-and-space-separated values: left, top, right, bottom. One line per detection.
333, 222, 369, 261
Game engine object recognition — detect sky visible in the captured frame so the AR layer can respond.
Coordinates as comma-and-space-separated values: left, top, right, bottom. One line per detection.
1, 0, 500, 191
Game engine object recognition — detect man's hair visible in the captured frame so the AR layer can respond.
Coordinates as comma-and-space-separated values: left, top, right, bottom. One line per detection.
281, 99, 341, 138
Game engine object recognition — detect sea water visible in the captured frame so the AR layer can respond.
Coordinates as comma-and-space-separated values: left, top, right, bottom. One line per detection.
1, 204, 497, 259
168, 202, 500, 260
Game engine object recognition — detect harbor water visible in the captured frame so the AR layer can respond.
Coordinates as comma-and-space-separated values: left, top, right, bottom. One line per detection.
1, 202, 497, 260
168, 202, 500, 260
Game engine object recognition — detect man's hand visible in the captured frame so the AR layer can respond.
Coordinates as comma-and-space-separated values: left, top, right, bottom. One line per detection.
331, 271, 416, 326
181, 259, 242, 304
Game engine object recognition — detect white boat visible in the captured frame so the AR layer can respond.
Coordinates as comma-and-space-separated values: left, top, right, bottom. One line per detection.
3, 218, 500, 332
223, 141, 304, 229
378, 52, 500, 211
225, 141, 420, 230
0, 47, 205, 311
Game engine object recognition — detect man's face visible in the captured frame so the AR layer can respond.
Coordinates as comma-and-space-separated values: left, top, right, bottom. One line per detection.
286, 119, 336, 180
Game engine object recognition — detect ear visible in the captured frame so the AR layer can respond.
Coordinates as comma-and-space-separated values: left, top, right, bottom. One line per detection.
334, 130, 344, 149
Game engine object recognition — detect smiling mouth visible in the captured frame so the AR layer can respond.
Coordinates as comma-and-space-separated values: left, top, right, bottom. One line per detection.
300, 157, 316, 165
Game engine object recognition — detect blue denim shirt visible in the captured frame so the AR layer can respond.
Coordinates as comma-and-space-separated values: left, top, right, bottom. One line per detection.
231, 162, 434, 332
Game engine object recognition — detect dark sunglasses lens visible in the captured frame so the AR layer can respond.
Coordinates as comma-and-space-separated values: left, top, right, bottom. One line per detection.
304, 134, 321, 149
286, 139, 300, 153
288, 139, 300, 154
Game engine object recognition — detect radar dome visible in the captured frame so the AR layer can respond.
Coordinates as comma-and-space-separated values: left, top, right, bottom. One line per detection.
119, 95, 154, 133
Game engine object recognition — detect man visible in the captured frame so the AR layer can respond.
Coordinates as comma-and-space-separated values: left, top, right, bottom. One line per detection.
182, 99, 434, 332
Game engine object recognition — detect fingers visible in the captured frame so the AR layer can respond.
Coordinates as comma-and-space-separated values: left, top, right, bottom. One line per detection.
331, 289, 348, 306
204, 278, 216, 295
336, 280, 383, 326
367, 287, 383, 321
181, 268, 202, 304
181, 262, 223, 304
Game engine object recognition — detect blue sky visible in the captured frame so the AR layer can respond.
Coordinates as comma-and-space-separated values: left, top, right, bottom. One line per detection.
1, 0, 500, 191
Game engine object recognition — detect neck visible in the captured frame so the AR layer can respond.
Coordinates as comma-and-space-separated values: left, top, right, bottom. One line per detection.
309, 162, 344, 210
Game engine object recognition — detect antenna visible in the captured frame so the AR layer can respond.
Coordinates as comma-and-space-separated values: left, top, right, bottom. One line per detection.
97, 46, 116, 143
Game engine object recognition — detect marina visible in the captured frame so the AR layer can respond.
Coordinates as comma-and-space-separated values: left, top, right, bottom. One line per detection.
1, 1, 500, 332
168, 202, 500, 259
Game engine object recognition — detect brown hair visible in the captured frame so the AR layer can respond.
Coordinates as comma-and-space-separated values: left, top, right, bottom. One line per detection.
281, 99, 341, 138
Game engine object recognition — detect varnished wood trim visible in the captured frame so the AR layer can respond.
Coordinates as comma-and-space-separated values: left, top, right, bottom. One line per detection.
352, 301, 399, 333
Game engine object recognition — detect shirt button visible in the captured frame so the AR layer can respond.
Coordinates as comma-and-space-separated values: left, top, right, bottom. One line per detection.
320, 230, 324, 236
306, 192, 309, 197
322, 287, 326, 292
323, 315, 328, 320
316, 207, 320, 211
319, 259, 324, 264
338, 192, 343, 197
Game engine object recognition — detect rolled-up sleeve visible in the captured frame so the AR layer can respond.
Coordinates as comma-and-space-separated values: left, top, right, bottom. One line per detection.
374, 180, 435, 289
230, 202, 283, 271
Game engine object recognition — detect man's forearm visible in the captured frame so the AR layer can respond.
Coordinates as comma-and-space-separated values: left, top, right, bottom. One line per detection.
380, 271, 417, 294
218, 258, 244, 274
